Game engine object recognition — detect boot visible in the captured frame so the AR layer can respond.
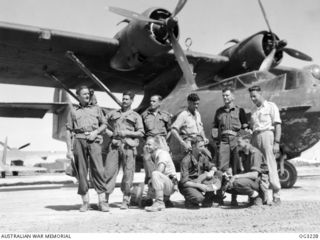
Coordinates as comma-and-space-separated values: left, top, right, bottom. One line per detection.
145, 190, 165, 212
164, 195, 174, 208
140, 198, 153, 208
98, 193, 109, 212
139, 184, 153, 208
120, 195, 130, 210
80, 192, 90, 212
145, 200, 165, 212
202, 192, 215, 208
249, 191, 262, 206
185, 200, 200, 209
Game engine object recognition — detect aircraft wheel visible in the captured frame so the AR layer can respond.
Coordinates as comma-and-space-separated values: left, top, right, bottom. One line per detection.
278, 161, 297, 188
1, 172, 5, 178
12, 171, 19, 176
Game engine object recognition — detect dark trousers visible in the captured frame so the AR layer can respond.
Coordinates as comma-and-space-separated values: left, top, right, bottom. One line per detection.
73, 138, 107, 195
218, 135, 240, 174
105, 143, 135, 196
228, 177, 260, 197
179, 185, 205, 204
179, 175, 221, 204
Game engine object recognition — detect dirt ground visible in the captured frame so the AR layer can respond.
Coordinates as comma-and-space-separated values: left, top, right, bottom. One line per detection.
0, 175, 320, 233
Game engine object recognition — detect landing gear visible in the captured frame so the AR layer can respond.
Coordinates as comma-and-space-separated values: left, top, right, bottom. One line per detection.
1, 171, 5, 178
276, 147, 298, 188
278, 161, 298, 188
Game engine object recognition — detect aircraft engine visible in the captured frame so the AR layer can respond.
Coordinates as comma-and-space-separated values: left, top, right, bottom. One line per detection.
110, 8, 179, 71
219, 31, 283, 77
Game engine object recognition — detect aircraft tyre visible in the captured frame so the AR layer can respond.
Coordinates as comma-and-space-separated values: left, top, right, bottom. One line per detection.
12, 171, 19, 176
1, 171, 5, 178
277, 161, 297, 188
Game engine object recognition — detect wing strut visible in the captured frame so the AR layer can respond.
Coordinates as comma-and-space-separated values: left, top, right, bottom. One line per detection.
65, 51, 122, 107
45, 72, 81, 103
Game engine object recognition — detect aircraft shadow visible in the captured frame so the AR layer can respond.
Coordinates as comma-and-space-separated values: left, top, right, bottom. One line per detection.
219, 202, 250, 210
46, 204, 83, 211
173, 200, 250, 210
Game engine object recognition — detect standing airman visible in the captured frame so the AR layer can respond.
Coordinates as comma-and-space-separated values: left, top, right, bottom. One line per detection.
66, 85, 109, 212
104, 91, 144, 210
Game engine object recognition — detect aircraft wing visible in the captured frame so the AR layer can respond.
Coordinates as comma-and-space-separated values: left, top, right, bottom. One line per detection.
0, 102, 68, 118
0, 21, 229, 93
0, 165, 46, 172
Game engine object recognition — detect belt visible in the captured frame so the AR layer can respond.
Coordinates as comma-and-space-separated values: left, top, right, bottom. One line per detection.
74, 131, 93, 139
221, 130, 237, 136
253, 129, 273, 134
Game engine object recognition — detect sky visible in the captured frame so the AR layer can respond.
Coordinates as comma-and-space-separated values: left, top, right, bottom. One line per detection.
0, 0, 320, 151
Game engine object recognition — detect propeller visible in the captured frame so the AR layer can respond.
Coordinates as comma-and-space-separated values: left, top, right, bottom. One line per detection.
108, 0, 197, 89
18, 143, 31, 150
108, 7, 163, 24
258, 0, 312, 71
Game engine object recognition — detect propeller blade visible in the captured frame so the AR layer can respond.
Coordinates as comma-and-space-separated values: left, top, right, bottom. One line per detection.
172, 0, 188, 17
258, 0, 276, 45
18, 143, 30, 150
283, 48, 313, 61
259, 48, 276, 71
108, 6, 164, 24
258, 0, 272, 34
169, 31, 197, 89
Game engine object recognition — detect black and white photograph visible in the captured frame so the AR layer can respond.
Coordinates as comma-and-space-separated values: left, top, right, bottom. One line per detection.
0, 0, 320, 237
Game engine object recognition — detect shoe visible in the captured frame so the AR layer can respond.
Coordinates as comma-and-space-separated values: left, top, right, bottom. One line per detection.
212, 202, 220, 208
120, 200, 129, 210
98, 202, 110, 212
140, 198, 153, 208
201, 201, 213, 208
79, 202, 90, 212
145, 201, 165, 212
164, 199, 174, 208
249, 197, 263, 206
185, 200, 200, 209
273, 197, 281, 205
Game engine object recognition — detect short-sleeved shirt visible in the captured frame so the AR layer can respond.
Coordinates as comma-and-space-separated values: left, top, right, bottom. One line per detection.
180, 153, 215, 185
141, 109, 172, 137
251, 100, 281, 132
213, 105, 248, 135
239, 145, 268, 174
171, 109, 203, 139
66, 104, 106, 132
106, 109, 144, 137
153, 149, 177, 177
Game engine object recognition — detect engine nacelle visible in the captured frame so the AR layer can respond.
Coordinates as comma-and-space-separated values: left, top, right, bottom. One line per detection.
110, 8, 179, 71
218, 31, 283, 78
